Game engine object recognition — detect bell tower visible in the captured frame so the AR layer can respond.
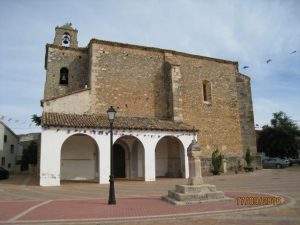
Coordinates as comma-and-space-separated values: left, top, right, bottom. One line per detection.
53, 23, 78, 48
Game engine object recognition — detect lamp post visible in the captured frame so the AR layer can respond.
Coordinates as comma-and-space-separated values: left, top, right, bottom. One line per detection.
107, 106, 117, 205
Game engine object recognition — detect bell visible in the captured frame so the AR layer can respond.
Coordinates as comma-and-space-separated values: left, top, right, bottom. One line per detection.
61, 75, 66, 81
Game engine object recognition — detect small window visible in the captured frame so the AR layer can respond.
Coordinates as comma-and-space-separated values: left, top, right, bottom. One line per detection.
8, 163, 11, 168
203, 80, 212, 103
1, 157, 5, 166
10, 145, 14, 154
62, 32, 71, 47
59, 67, 69, 85
4, 135, 7, 143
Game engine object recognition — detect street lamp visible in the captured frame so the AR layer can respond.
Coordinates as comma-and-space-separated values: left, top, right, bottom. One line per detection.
107, 106, 117, 205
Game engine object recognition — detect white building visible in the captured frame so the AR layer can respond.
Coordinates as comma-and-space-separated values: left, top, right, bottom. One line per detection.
0, 121, 19, 172
40, 114, 195, 186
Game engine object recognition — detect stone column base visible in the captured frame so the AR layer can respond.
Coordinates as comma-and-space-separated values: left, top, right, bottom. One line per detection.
162, 184, 232, 205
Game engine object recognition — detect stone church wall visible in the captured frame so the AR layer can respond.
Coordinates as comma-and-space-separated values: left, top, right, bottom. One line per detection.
43, 34, 257, 170
44, 45, 89, 99
236, 74, 260, 168
88, 40, 245, 159
89, 41, 168, 119
177, 55, 243, 158
236, 74, 257, 153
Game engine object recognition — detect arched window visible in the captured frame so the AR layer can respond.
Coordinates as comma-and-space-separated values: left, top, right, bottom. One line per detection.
203, 80, 212, 103
62, 32, 71, 47
59, 67, 69, 85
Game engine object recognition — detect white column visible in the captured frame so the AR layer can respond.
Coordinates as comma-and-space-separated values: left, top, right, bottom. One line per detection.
179, 136, 193, 179
39, 129, 65, 186
183, 145, 189, 178
141, 137, 157, 182
97, 134, 110, 184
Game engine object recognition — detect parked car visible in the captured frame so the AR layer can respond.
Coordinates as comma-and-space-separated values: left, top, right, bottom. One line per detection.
282, 157, 292, 166
262, 158, 289, 169
290, 158, 300, 165
0, 167, 9, 179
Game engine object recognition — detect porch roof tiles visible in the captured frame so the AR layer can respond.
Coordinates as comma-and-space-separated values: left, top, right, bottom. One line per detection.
42, 112, 196, 132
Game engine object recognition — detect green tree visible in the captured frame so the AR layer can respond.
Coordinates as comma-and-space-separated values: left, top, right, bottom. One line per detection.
21, 141, 38, 170
211, 149, 223, 175
257, 111, 299, 158
245, 148, 253, 167
31, 114, 41, 126
244, 148, 254, 172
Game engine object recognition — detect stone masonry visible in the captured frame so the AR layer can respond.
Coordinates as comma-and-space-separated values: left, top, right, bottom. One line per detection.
163, 140, 230, 205
42, 24, 258, 172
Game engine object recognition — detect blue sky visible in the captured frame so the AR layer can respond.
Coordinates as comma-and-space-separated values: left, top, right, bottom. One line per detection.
0, 0, 299, 134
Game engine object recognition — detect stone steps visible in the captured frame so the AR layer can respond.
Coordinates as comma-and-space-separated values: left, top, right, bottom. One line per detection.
162, 195, 232, 205
168, 190, 225, 201
163, 184, 232, 205
175, 184, 217, 193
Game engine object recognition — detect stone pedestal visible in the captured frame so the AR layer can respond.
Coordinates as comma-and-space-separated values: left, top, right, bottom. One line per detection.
162, 140, 231, 205
163, 184, 229, 205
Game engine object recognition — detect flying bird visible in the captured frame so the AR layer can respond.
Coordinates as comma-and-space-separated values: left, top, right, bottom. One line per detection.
243, 66, 249, 69
266, 59, 272, 64
290, 50, 296, 54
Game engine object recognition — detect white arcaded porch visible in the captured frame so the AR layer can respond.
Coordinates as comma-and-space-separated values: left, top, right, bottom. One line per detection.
40, 127, 195, 186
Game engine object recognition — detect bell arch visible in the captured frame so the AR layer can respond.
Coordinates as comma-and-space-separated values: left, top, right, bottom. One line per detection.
59, 67, 69, 85
62, 32, 71, 47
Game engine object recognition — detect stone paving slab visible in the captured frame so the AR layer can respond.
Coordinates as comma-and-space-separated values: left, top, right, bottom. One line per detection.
0, 200, 42, 222
0, 192, 288, 224
0, 167, 299, 225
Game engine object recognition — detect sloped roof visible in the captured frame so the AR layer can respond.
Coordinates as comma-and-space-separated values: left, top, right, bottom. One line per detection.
0, 121, 18, 138
42, 112, 195, 132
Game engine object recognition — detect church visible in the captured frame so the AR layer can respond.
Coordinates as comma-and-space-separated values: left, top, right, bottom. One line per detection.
39, 23, 258, 186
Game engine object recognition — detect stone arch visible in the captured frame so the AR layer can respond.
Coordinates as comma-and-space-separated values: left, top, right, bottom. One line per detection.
155, 135, 185, 178
60, 133, 99, 182
59, 67, 69, 85
113, 135, 145, 180
62, 32, 71, 47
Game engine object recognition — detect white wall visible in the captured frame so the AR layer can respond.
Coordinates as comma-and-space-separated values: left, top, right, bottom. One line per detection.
155, 140, 168, 177
127, 139, 144, 179
155, 137, 185, 177
43, 90, 91, 114
61, 134, 98, 180
40, 127, 195, 186
0, 122, 19, 172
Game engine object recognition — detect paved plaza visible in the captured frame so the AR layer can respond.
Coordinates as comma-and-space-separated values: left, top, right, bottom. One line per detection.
0, 166, 299, 225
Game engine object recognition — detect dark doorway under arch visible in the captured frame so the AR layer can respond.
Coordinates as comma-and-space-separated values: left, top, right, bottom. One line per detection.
113, 144, 126, 178
113, 135, 145, 180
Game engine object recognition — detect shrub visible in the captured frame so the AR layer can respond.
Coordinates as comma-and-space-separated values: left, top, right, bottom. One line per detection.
235, 159, 243, 174
244, 148, 254, 172
211, 149, 223, 175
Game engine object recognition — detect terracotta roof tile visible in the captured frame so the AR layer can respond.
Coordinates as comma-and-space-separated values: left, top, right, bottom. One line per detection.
42, 112, 195, 132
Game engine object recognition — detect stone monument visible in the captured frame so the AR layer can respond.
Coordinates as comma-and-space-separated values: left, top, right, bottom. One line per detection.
162, 140, 231, 205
